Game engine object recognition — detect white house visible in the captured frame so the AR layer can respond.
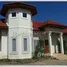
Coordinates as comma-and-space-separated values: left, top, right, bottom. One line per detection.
0, 2, 67, 59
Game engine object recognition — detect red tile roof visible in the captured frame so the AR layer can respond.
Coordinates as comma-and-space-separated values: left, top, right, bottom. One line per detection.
0, 19, 67, 33
44, 20, 65, 26
33, 20, 67, 30
1, 2, 37, 16
40, 20, 67, 29
62, 28, 67, 33
33, 20, 44, 30
0, 20, 8, 28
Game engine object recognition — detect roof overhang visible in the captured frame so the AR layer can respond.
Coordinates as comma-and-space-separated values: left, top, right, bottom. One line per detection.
0, 20, 8, 29
0, 2, 37, 16
39, 24, 67, 29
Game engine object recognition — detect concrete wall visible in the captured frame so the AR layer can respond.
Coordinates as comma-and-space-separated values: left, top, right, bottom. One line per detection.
6, 8, 32, 28
6, 8, 33, 59
0, 30, 8, 59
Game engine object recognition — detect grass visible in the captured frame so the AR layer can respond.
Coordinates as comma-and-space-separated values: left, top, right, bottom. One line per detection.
0, 59, 38, 65
0, 56, 58, 65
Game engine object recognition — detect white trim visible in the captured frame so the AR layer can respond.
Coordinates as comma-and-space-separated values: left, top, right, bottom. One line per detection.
9, 26, 33, 29
33, 37, 39, 40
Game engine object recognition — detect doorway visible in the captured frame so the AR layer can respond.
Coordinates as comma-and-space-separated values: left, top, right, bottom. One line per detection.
57, 40, 61, 53
44, 40, 49, 53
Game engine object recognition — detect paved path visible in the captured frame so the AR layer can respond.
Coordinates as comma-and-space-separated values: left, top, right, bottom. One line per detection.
26, 59, 67, 65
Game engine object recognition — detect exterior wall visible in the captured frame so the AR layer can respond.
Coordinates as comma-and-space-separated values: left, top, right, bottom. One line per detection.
6, 8, 33, 59
8, 28, 33, 59
0, 30, 8, 59
6, 8, 32, 28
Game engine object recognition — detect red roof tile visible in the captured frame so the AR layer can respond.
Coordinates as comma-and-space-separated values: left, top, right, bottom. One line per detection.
33, 20, 67, 30
40, 20, 67, 29
1, 2, 37, 16
62, 28, 67, 33
0, 20, 8, 28
44, 20, 65, 26
32, 20, 44, 30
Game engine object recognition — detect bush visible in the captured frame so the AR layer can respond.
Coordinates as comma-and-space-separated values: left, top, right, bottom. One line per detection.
32, 40, 45, 59
0, 59, 11, 62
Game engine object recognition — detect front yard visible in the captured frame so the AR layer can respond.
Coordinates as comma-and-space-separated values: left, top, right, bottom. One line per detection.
0, 57, 67, 65
0, 56, 57, 65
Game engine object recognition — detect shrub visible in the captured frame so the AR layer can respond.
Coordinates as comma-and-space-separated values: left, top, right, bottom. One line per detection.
32, 40, 45, 59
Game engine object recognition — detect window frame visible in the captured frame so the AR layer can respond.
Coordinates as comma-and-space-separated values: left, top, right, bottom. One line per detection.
12, 38, 16, 52
22, 37, 29, 53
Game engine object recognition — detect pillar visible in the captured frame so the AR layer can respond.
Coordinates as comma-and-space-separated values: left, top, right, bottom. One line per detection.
48, 31, 53, 56
60, 32, 64, 54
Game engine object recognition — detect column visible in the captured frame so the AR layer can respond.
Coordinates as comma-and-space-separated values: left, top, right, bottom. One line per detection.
60, 32, 64, 54
48, 31, 53, 56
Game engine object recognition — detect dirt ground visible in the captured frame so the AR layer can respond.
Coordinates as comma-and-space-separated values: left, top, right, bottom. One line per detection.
26, 59, 67, 65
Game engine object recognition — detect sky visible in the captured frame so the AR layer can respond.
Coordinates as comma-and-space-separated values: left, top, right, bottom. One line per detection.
0, 1, 67, 25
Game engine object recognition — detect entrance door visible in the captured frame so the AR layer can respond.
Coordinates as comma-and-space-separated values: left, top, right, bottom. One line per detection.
44, 40, 49, 53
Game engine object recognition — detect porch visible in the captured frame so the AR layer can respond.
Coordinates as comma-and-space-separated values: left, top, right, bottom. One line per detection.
33, 30, 64, 56
43, 31, 64, 56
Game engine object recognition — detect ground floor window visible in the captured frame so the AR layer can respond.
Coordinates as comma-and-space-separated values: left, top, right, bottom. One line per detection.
45, 40, 49, 53
34, 40, 39, 49
23, 38, 28, 51
33, 37, 39, 52
12, 38, 16, 51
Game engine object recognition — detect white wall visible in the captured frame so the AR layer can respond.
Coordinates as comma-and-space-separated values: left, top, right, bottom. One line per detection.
7, 8, 32, 29
6, 8, 33, 59
0, 30, 8, 59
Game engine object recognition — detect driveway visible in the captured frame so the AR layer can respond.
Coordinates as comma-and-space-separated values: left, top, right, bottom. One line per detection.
26, 59, 67, 65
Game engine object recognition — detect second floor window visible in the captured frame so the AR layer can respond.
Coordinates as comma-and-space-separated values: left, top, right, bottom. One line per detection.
12, 12, 16, 17
23, 13, 27, 18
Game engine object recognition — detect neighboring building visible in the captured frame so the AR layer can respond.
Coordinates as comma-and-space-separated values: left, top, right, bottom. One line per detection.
0, 2, 67, 59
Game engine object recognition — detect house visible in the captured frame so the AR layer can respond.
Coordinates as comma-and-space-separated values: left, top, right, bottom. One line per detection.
0, 2, 67, 59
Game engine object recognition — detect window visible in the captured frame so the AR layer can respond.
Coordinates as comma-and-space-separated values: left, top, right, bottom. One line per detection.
23, 38, 27, 51
12, 38, 16, 51
12, 12, 16, 17
34, 40, 39, 49
23, 13, 27, 18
